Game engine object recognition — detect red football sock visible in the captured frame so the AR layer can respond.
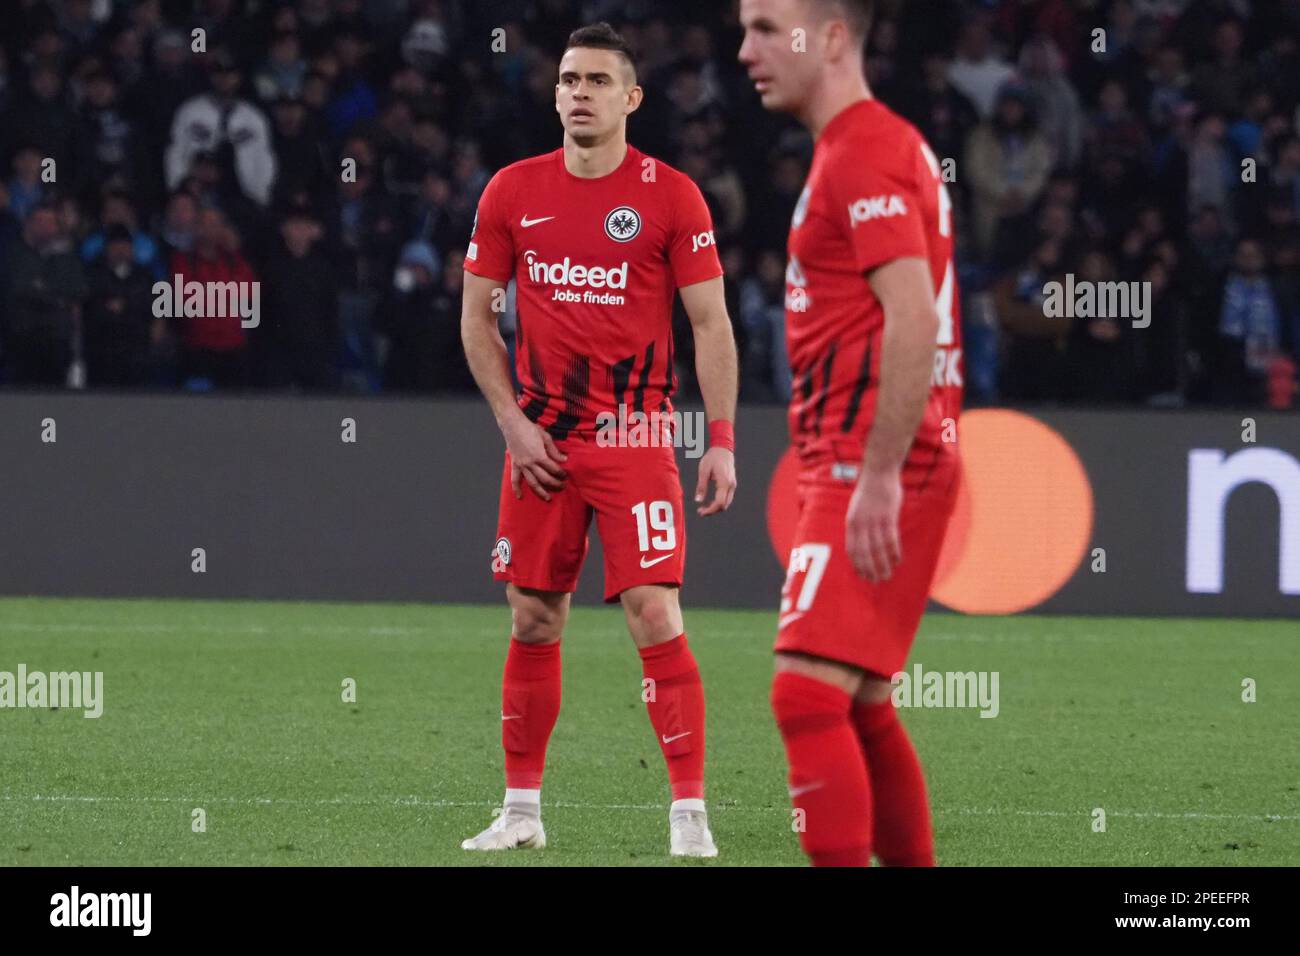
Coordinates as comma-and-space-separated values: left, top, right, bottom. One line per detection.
501, 638, 562, 791
771, 671, 873, 867
638, 633, 706, 801
851, 697, 935, 866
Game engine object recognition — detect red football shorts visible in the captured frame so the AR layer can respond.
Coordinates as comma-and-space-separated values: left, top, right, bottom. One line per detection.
773, 450, 961, 678
491, 434, 686, 602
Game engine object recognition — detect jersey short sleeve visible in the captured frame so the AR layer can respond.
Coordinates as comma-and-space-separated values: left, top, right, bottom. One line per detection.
667, 175, 724, 289
464, 169, 515, 282
829, 138, 929, 276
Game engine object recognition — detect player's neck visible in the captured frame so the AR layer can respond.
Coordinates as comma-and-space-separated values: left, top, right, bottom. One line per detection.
803, 72, 874, 140
562, 133, 629, 179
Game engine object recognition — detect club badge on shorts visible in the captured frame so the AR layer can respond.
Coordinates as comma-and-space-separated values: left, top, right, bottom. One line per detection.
491, 537, 511, 573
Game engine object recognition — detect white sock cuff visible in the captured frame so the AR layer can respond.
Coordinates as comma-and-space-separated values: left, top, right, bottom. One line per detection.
505, 788, 541, 807
670, 798, 706, 815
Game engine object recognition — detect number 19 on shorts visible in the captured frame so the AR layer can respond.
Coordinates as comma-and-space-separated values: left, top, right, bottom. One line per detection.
631, 500, 676, 553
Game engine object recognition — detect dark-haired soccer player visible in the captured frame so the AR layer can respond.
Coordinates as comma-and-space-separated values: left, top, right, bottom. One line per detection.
460, 23, 738, 857
739, 0, 963, 866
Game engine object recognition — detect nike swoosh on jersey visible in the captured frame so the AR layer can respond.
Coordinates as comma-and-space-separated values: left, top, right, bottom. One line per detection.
661, 731, 692, 744
778, 611, 805, 629
520, 215, 555, 228
639, 553, 675, 569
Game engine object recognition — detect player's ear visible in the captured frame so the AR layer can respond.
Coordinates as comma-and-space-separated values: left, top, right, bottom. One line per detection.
826, 18, 859, 64
625, 83, 644, 116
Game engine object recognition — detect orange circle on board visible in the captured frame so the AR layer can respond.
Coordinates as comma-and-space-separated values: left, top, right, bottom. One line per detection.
930, 409, 1093, 613
765, 409, 1094, 614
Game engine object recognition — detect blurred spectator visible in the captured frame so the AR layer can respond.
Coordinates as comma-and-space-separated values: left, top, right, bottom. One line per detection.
158, 190, 199, 261
1216, 236, 1284, 403
3, 63, 78, 179
1063, 248, 1136, 402
257, 200, 338, 390
994, 236, 1069, 401
267, 89, 333, 206
2, 204, 88, 385
1086, 79, 1151, 170
254, 31, 309, 103
380, 239, 450, 392
6, 146, 47, 224
325, 29, 379, 142
331, 134, 401, 389
965, 83, 1053, 262
1186, 113, 1234, 223
895, 52, 979, 170
1018, 35, 1085, 171
83, 223, 159, 387
1146, 45, 1191, 127
168, 206, 255, 389
77, 68, 139, 192
947, 16, 1016, 119
165, 46, 276, 207
80, 191, 164, 280
738, 248, 791, 403
1189, 18, 1257, 118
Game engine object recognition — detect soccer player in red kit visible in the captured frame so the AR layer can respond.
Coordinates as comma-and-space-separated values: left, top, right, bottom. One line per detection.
739, 0, 963, 866
459, 23, 739, 857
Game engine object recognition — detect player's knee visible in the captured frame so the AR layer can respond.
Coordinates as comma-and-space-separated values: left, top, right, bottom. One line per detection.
770, 670, 849, 736
509, 592, 567, 644
621, 587, 680, 642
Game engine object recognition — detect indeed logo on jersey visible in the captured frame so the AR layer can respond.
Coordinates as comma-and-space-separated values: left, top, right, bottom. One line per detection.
848, 194, 908, 227
524, 250, 628, 305
525, 250, 628, 289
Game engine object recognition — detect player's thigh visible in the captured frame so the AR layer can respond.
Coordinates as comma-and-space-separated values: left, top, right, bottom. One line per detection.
586, 443, 686, 603
506, 584, 571, 644
774, 482, 955, 680
774, 650, 868, 697
493, 450, 591, 595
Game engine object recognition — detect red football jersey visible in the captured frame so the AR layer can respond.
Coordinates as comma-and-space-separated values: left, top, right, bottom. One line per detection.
785, 98, 963, 483
465, 145, 723, 437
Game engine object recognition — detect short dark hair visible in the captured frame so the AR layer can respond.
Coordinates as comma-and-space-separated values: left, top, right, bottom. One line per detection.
564, 22, 636, 81
813, 0, 875, 39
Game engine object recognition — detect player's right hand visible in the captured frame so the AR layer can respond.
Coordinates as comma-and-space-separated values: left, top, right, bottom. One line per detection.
845, 466, 903, 583
503, 416, 568, 502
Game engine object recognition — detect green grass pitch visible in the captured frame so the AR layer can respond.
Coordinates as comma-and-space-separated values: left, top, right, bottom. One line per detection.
1, 597, 1295, 866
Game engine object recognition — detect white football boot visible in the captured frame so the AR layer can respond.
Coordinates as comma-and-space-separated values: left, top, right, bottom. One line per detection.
669, 806, 718, 858
461, 807, 547, 851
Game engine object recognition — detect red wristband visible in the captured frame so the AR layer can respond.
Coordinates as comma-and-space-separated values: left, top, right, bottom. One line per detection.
708, 420, 735, 452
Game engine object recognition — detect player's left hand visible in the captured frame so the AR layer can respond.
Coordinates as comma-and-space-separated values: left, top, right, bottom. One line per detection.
694, 447, 736, 516
846, 466, 903, 582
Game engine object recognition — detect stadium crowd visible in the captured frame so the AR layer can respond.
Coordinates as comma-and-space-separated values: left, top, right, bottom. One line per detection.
1, 0, 1298, 407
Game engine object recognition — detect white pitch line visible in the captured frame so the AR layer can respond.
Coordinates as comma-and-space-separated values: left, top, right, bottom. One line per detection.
1, 794, 1294, 822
